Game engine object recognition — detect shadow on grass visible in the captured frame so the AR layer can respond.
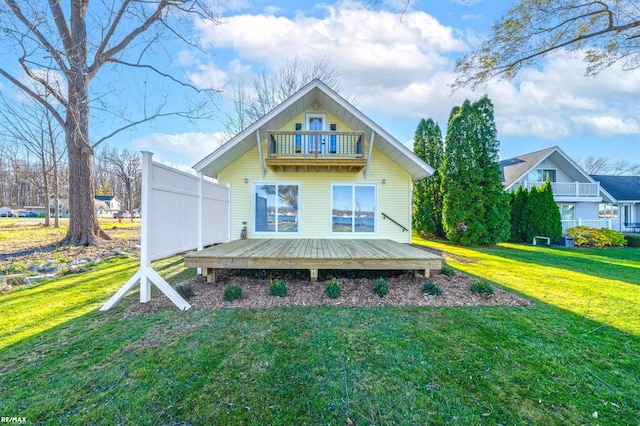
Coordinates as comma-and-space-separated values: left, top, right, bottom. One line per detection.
1, 298, 639, 425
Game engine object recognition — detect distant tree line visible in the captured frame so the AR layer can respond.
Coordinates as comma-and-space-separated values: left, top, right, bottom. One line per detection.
0, 134, 141, 226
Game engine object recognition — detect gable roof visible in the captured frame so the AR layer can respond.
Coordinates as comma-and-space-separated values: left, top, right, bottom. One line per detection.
590, 175, 640, 202
95, 195, 117, 202
193, 79, 434, 179
500, 146, 597, 191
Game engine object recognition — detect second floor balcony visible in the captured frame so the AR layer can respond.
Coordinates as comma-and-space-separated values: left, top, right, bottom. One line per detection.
265, 131, 367, 173
521, 181, 601, 198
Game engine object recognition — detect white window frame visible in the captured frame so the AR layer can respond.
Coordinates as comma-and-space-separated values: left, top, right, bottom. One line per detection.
529, 168, 557, 182
253, 182, 300, 234
330, 183, 377, 234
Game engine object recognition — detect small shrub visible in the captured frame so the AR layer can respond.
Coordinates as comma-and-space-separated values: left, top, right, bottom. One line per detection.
566, 226, 626, 247
372, 277, 389, 297
223, 284, 243, 301
324, 278, 341, 299
6, 262, 27, 274
422, 281, 442, 296
625, 234, 640, 248
176, 283, 195, 300
441, 263, 456, 276
269, 279, 287, 297
470, 280, 494, 295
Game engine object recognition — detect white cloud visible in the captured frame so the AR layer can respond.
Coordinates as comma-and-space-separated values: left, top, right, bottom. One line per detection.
187, 2, 640, 145
131, 132, 226, 165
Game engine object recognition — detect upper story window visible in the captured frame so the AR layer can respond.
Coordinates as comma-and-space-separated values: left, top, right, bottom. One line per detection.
528, 169, 556, 182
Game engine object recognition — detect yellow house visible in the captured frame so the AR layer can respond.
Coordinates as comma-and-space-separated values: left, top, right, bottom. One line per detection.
193, 79, 434, 244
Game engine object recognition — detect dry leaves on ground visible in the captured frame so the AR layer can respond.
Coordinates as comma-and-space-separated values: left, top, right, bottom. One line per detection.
124, 269, 533, 317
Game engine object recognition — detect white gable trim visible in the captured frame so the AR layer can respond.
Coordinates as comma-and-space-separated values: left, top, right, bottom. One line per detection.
504, 146, 597, 192
192, 79, 433, 180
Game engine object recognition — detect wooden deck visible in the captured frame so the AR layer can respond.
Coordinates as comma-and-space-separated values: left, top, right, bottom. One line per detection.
184, 239, 443, 282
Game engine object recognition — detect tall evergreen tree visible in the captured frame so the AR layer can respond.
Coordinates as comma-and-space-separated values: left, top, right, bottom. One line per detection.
510, 185, 529, 242
523, 182, 562, 243
441, 96, 511, 246
413, 118, 445, 237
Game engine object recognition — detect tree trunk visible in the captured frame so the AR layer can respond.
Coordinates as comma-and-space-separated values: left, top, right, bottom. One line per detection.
64, 141, 108, 244
62, 0, 109, 245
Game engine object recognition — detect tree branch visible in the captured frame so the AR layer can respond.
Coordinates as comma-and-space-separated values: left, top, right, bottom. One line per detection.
87, 0, 170, 78
0, 68, 66, 128
5, 0, 70, 74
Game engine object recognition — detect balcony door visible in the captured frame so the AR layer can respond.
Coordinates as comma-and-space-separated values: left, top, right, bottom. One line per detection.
306, 113, 326, 154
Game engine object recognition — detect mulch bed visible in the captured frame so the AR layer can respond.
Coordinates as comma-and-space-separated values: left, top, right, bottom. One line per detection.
123, 269, 533, 317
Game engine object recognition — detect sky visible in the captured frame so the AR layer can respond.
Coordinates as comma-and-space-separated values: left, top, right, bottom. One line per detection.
3, 0, 640, 171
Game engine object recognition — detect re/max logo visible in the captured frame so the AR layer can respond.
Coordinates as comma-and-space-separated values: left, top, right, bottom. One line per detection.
1, 418, 27, 424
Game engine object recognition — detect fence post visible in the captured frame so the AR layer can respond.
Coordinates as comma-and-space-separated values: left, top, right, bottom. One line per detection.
139, 151, 153, 303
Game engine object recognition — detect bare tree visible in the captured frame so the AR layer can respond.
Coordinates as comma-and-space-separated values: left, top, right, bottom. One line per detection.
223, 56, 344, 139
0, 94, 65, 226
0, 1, 220, 244
454, 1, 640, 89
581, 156, 640, 175
103, 147, 142, 221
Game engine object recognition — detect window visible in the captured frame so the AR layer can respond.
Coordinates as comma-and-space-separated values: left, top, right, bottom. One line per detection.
332, 184, 376, 233
528, 169, 556, 182
254, 184, 299, 233
559, 204, 575, 220
598, 203, 618, 219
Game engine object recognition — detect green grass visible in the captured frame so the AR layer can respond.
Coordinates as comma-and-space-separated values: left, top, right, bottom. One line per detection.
0, 241, 639, 424
413, 236, 640, 335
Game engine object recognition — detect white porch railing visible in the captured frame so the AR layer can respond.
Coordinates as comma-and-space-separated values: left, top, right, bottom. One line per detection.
522, 181, 600, 197
562, 219, 611, 233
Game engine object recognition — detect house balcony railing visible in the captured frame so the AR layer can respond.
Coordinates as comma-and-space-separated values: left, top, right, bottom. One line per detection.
265, 131, 367, 173
561, 219, 611, 233
268, 131, 365, 158
522, 181, 600, 197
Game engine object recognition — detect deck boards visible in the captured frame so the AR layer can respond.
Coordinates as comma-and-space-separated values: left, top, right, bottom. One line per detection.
184, 239, 443, 282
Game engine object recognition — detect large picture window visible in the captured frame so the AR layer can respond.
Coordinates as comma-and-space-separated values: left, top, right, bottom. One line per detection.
332, 184, 376, 233
254, 184, 299, 233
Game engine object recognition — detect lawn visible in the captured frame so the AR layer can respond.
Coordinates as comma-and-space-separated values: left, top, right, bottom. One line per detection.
0, 237, 638, 424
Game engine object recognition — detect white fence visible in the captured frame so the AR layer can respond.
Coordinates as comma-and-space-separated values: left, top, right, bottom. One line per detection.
561, 219, 611, 233
101, 151, 230, 311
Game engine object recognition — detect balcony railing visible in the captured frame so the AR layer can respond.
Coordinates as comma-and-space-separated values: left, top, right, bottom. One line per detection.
561, 219, 611, 233
521, 181, 600, 197
268, 131, 365, 158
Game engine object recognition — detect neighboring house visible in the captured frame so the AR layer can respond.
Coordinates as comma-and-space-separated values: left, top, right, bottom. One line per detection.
0, 206, 16, 217
94, 199, 110, 217
500, 146, 614, 233
49, 197, 70, 217
193, 79, 434, 243
590, 175, 640, 233
95, 195, 121, 215
23, 206, 46, 216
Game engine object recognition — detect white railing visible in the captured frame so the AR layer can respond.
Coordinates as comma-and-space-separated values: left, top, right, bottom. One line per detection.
562, 219, 611, 233
521, 181, 600, 197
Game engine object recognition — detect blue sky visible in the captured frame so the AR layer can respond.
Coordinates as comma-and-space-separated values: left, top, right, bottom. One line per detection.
3, 0, 639, 171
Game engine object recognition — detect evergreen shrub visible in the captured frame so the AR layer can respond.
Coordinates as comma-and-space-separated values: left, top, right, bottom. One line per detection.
223, 285, 243, 301
324, 278, 341, 299
268, 279, 288, 297
422, 281, 442, 296
176, 283, 195, 300
372, 277, 389, 297
470, 280, 494, 295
